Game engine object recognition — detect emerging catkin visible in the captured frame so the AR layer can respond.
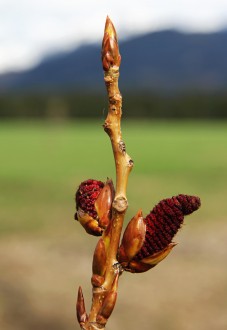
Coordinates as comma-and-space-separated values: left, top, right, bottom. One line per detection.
135, 195, 201, 260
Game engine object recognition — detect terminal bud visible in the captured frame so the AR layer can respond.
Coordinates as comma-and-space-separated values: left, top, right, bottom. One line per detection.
102, 16, 121, 71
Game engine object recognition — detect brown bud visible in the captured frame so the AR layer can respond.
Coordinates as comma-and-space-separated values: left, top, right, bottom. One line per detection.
97, 274, 119, 325
118, 209, 146, 266
95, 179, 114, 229
92, 238, 107, 278
76, 286, 88, 326
101, 16, 121, 71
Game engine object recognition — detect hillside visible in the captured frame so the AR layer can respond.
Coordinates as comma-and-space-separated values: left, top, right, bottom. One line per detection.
0, 30, 227, 92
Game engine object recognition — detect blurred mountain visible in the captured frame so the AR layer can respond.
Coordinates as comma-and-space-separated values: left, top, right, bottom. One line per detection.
0, 30, 227, 93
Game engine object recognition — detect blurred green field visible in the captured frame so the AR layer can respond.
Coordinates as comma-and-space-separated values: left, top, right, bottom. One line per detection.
0, 120, 227, 330
0, 119, 227, 233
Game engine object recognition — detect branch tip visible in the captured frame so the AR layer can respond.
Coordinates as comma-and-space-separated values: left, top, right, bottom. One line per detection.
102, 17, 121, 71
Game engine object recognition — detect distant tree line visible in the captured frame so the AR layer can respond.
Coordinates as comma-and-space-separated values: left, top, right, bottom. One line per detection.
0, 91, 227, 119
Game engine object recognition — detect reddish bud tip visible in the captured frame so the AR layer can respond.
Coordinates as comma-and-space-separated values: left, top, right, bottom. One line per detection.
101, 16, 121, 71
104, 16, 117, 41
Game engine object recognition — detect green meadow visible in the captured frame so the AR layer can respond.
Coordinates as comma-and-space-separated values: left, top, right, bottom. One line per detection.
0, 120, 227, 330
1, 119, 226, 234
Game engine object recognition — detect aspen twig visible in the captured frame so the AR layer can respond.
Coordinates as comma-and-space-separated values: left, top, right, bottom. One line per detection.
101, 16, 134, 286
85, 16, 132, 330
75, 16, 201, 330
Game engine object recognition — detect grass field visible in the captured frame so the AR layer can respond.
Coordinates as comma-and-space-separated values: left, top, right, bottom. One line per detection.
0, 120, 227, 330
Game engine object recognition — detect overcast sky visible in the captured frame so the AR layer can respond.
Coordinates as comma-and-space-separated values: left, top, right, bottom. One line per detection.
0, 0, 227, 73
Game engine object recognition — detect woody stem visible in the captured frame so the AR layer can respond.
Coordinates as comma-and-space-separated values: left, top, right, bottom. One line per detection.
82, 17, 133, 330
101, 15, 133, 291
102, 65, 133, 288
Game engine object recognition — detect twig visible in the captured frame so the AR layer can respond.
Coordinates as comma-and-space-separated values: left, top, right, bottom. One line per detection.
78, 16, 133, 330
101, 15, 134, 289
75, 16, 201, 330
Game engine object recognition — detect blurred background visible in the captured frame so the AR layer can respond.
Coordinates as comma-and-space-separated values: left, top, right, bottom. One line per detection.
0, 1, 227, 329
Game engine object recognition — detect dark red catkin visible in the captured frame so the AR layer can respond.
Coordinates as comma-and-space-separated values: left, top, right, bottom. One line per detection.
135, 194, 201, 260
75, 179, 105, 220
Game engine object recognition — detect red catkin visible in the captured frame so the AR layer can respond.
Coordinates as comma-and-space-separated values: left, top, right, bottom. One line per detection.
135, 194, 201, 260
75, 179, 105, 220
